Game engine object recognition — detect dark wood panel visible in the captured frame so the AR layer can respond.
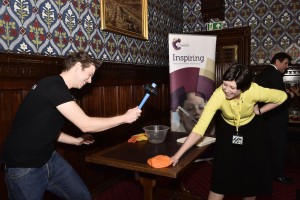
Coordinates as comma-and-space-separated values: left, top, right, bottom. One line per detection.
200, 27, 251, 65
202, 0, 225, 22
215, 63, 232, 87
196, 27, 251, 87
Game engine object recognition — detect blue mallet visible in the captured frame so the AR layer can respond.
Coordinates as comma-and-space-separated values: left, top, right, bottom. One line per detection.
138, 83, 158, 109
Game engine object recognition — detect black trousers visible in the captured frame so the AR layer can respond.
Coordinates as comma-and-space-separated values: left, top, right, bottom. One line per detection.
266, 120, 288, 178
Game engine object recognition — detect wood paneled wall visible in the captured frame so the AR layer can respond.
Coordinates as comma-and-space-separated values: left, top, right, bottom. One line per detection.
0, 52, 170, 199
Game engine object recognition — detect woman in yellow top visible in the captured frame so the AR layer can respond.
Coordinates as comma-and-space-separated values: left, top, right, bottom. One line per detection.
171, 64, 287, 200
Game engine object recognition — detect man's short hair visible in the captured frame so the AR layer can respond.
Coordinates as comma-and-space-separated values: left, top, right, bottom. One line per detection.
63, 51, 102, 71
271, 52, 292, 65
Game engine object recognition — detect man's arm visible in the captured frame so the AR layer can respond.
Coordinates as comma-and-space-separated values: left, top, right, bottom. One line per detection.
57, 101, 141, 133
57, 132, 94, 145
267, 70, 285, 90
256, 68, 283, 90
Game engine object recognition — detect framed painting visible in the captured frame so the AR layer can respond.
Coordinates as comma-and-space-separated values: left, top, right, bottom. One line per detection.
100, 0, 148, 40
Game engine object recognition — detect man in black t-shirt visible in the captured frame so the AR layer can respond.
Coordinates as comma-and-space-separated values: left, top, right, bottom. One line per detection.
1, 51, 142, 200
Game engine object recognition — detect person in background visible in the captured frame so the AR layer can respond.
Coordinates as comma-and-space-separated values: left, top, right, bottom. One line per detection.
1, 51, 142, 200
255, 52, 293, 184
289, 84, 300, 119
170, 64, 287, 200
290, 84, 300, 98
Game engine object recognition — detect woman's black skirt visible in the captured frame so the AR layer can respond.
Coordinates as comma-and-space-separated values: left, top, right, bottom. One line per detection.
211, 115, 272, 196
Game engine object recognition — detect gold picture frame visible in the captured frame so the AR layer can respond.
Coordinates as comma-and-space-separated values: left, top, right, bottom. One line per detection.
100, 0, 148, 40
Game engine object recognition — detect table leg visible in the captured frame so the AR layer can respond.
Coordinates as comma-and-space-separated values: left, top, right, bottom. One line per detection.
139, 176, 156, 200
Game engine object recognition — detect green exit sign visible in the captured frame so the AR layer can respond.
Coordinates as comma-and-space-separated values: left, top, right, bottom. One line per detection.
206, 22, 223, 31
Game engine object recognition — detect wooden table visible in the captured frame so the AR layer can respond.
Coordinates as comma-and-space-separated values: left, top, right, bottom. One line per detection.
86, 132, 210, 200
289, 119, 300, 124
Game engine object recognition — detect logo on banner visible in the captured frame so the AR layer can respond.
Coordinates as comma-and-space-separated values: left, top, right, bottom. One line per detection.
172, 38, 181, 50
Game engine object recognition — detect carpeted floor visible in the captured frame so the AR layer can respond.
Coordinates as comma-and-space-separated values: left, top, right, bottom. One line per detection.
180, 161, 300, 200
93, 160, 300, 200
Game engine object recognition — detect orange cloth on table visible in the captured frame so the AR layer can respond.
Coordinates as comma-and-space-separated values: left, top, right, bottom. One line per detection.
147, 155, 172, 168
128, 133, 148, 143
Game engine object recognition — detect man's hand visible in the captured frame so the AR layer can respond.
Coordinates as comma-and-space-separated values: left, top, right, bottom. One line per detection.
290, 85, 300, 97
78, 134, 94, 145
123, 106, 142, 123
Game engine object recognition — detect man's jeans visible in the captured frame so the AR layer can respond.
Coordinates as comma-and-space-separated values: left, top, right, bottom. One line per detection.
5, 151, 91, 200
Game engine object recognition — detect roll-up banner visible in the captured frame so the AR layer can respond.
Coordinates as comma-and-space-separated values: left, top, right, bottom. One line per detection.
169, 34, 217, 134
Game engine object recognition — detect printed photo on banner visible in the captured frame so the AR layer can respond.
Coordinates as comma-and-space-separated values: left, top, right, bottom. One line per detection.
169, 34, 217, 135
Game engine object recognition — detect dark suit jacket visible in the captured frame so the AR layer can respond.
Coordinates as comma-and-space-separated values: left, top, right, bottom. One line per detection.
255, 65, 290, 123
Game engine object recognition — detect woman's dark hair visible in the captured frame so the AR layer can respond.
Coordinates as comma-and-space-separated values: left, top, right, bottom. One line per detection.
222, 64, 253, 91
63, 51, 102, 71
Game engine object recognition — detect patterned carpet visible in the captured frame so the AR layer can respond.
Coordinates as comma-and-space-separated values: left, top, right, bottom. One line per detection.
93, 160, 300, 200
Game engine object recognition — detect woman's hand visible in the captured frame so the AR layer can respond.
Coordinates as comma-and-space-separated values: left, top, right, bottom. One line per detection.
253, 104, 261, 115
170, 156, 179, 166
170, 132, 203, 167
